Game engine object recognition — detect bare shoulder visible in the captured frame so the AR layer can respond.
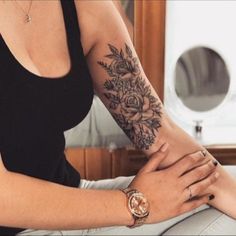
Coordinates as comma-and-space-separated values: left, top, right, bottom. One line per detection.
73, 0, 124, 56
0, 1, 4, 30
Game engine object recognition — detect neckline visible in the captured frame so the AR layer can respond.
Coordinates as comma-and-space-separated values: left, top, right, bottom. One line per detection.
0, 1, 73, 82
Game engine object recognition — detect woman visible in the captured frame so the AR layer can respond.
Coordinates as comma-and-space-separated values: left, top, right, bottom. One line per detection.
0, 0, 235, 235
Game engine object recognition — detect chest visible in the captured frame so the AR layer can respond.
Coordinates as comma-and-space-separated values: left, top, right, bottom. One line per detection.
0, 1, 75, 78
0, 0, 95, 132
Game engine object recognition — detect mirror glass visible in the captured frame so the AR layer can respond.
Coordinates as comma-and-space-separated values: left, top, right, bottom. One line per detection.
175, 47, 230, 112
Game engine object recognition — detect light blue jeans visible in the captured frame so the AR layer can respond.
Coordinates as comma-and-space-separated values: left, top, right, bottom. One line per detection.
18, 166, 236, 235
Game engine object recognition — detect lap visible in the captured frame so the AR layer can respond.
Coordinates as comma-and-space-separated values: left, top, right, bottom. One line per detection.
163, 208, 236, 235
18, 165, 236, 235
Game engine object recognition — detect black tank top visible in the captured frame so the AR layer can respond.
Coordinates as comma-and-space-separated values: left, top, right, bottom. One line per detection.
0, 1, 94, 235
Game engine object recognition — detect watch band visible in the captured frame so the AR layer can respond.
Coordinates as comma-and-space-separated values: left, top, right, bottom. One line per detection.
121, 187, 138, 196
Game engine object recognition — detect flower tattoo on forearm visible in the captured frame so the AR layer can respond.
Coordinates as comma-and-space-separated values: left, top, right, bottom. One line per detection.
97, 44, 162, 150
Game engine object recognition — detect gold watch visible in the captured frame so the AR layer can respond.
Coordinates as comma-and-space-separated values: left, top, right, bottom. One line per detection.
121, 187, 150, 228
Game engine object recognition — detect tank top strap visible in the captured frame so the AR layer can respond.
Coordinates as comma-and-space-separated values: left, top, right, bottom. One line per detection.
60, 0, 86, 67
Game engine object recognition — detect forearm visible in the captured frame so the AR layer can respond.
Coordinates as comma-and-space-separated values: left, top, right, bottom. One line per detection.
0, 170, 132, 230
166, 123, 236, 218
82, 0, 236, 219
94, 39, 236, 218
142, 114, 236, 218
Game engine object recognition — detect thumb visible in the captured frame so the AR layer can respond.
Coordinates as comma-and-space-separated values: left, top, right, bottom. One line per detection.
138, 143, 169, 174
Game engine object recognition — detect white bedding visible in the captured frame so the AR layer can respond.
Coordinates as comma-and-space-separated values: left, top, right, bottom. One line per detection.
64, 95, 131, 148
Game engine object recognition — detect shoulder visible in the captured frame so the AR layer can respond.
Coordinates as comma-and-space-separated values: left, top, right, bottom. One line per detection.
73, 0, 124, 56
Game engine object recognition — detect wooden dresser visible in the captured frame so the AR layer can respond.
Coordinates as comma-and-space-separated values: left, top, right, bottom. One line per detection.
65, 145, 236, 181
205, 145, 236, 165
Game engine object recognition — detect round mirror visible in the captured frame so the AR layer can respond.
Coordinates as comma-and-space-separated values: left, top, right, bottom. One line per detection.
175, 47, 230, 112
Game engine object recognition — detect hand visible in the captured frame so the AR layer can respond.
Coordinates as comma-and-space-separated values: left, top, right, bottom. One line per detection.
129, 143, 219, 224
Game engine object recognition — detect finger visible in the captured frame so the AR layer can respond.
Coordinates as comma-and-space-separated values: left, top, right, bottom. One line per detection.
138, 143, 169, 174
181, 194, 215, 214
182, 171, 219, 201
181, 160, 218, 188
170, 150, 209, 177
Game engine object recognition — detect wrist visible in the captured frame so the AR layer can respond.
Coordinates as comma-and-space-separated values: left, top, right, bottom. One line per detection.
116, 190, 135, 227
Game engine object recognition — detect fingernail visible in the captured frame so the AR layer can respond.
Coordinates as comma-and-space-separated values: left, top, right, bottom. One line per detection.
209, 194, 215, 201
213, 160, 218, 166
160, 143, 169, 152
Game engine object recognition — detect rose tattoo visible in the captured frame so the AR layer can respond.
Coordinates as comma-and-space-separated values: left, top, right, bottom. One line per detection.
97, 44, 162, 150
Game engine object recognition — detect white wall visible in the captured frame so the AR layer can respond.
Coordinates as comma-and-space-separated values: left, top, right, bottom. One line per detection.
164, 1, 236, 145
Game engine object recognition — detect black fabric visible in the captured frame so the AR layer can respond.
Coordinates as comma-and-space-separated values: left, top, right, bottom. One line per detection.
0, 0, 94, 235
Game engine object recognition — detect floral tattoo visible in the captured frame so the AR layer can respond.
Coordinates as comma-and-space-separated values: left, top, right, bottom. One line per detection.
97, 44, 162, 150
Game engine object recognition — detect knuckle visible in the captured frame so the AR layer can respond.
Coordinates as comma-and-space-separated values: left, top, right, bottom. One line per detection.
204, 176, 215, 188
192, 185, 200, 195
195, 179, 211, 194
207, 161, 214, 170
204, 177, 212, 187
207, 176, 213, 185
188, 155, 198, 165
191, 185, 199, 196
204, 174, 214, 186
202, 162, 213, 175
194, 168, 203, 178
197, 151, 205, 158
210, 174, 217, 184
196, 183, 205, 195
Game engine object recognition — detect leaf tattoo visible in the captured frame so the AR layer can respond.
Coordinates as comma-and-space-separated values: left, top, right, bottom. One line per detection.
97, 44, 162, 150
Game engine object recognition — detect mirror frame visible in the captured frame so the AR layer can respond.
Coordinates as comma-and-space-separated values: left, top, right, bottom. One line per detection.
174, 46, 230, 113
167, 45, 232, 125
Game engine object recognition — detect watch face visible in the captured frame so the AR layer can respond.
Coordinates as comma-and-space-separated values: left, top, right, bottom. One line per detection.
128, 193, 149, 217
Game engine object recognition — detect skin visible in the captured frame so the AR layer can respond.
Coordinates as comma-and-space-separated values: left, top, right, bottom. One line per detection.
112, 0, 134, 41
0, 0, 235, 230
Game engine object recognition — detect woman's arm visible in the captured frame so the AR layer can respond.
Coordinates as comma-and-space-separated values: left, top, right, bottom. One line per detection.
0, 157, 133, 229
80, 1, 236, 218
0, 148, 218, 229
0, 1, 222, 231
0, 157, 133, 230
